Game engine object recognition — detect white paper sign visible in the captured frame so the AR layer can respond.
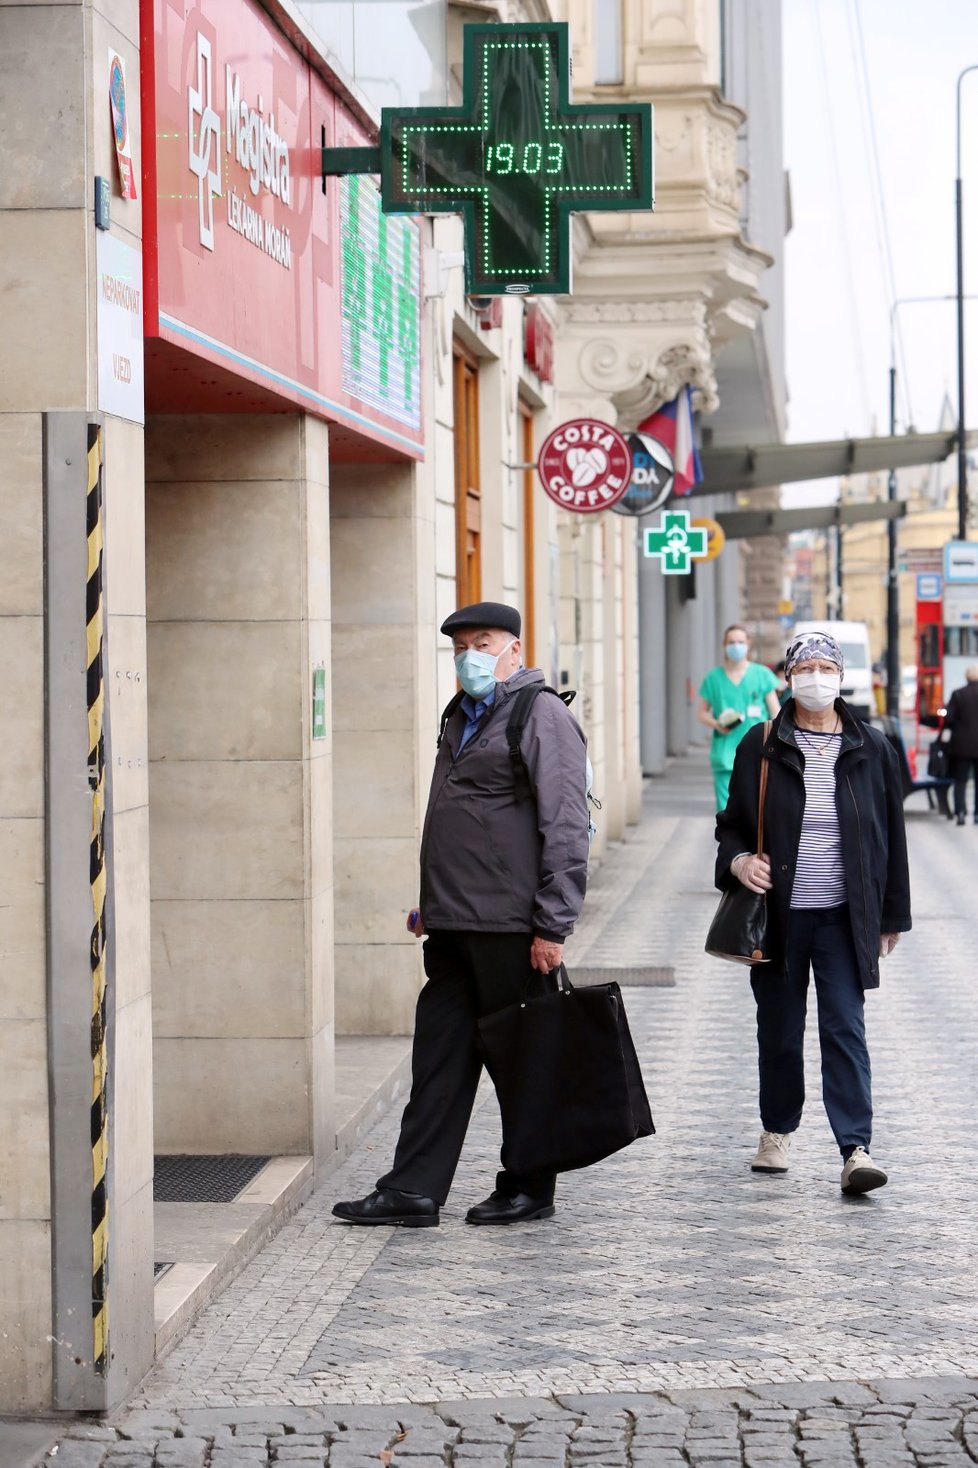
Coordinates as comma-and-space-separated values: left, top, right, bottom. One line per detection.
96, 232, 144, 424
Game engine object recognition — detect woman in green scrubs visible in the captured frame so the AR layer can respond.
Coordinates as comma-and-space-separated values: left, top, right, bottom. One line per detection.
698, 624, 781, 812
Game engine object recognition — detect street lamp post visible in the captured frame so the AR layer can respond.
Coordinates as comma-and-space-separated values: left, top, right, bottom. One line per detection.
956, 65, 978, 542
885, 293, 978, 716
886, 362, 899, 715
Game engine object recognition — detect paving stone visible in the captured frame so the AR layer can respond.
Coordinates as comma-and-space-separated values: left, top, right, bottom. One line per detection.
19, 765, 978, 1466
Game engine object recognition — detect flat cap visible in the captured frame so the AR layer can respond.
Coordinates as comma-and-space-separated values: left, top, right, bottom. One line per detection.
440, 601, 521, 639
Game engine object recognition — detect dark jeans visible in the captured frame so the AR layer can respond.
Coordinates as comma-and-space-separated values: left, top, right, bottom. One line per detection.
952, 755, 978, 817
750, 905, 873, 1157
378, 930, 556, 1206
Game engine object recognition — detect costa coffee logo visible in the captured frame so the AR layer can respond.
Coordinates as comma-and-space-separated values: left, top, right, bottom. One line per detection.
536, 419, 632, 514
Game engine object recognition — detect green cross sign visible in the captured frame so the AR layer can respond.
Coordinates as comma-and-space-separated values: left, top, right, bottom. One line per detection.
323, 23, 653, 297
644, 511, 708, 576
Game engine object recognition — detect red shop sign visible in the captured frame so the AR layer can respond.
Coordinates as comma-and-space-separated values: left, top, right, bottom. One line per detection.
536, 419, 632, 513
140, 0, 423, 457
524, 302, 554, 384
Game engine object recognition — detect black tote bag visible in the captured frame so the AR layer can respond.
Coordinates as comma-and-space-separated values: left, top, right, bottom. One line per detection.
928, 734, 951, 779
477, 966, 654, 1177
705, 721, 772, 966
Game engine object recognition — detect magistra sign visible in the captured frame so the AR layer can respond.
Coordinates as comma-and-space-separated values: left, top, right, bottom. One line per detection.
141, 0, 423, 455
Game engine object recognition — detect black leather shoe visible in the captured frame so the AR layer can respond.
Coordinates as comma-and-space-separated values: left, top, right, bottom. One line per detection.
465, 1190, 555, 1225
332, 1187, 439, 1227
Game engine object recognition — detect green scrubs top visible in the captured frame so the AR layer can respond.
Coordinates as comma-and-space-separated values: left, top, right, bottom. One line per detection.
699, 661, 779, 774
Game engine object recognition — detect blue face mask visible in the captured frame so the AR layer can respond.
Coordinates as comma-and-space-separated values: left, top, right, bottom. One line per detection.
454, 639, 515, 700
725, 642, 748, 663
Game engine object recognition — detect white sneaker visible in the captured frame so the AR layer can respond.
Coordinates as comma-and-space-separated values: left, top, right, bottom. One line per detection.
840, 1147, 888, 1195
751, 1131, 791, 1173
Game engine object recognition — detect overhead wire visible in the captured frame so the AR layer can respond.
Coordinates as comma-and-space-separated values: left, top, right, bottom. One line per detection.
848, 0, 915, 431
811, 0, 873, 433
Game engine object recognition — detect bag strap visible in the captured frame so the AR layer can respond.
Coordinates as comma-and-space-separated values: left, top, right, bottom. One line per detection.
436, 690, 466, 748
506, 684, 573, 802
756, 720, 772, 856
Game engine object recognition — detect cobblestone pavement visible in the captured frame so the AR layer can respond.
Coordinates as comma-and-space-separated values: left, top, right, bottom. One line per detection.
27, 752, 978, 1465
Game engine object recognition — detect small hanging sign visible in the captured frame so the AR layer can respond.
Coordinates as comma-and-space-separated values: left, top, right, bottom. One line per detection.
109, 50, 138, 201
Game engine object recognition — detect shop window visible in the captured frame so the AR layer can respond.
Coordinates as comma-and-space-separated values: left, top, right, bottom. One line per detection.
594, 0, 623, 85
453, 346, 482, 604
519, 400, 536, 667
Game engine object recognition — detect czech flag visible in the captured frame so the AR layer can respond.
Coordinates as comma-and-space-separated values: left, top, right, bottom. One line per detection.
638, 386, 703, 497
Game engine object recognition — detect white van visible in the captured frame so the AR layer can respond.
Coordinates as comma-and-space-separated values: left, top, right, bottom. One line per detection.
789, 621, 873, 720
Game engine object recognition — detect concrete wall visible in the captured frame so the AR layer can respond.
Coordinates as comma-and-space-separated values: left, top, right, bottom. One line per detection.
146, 414, 335, 1162
0, 414, 51, 1410
330, 460, 429, 1037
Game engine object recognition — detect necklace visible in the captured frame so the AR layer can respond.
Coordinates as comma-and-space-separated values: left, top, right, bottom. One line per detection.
796, 720, 842, 756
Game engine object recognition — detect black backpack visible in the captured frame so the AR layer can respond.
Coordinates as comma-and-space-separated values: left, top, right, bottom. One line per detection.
437, 684, 600, 836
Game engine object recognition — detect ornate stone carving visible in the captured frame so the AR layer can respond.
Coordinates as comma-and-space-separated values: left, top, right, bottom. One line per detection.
575, 334, 718, 428
566, 299, 707, 326
706, 118, 739, 210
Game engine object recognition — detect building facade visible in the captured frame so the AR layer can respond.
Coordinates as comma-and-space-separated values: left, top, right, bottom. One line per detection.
0, 0, 783, 1410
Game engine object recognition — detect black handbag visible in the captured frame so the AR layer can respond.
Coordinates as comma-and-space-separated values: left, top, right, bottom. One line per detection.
477, 966, 655, 1177
928, 734, 951, 779
705, 722, 772, 965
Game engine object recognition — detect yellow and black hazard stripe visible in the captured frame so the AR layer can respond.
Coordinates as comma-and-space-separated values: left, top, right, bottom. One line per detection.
86, 424, 109, 1376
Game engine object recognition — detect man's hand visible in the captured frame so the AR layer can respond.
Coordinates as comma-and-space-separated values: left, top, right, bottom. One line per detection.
880, 932, 900, 957
530, 936, 563, 974
406, 908, 425, 938
731, 853, 773, 894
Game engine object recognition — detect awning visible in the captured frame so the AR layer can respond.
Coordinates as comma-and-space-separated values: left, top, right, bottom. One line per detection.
692, 430, 968, 497
715, 499, 907, 541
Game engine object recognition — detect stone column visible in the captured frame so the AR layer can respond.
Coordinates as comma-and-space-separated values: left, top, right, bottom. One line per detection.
330, 461, 428, 1037
146, 414, 334, 1163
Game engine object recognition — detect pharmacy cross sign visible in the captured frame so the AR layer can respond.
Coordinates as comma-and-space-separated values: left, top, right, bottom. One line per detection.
322, 23, 654, 297
644, 510, 709, 575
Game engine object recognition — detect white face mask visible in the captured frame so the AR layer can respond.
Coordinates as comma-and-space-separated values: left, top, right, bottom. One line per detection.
791, 671, 842, 712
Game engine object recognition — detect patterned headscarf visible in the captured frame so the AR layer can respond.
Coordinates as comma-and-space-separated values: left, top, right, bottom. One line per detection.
784, 630, 844, 678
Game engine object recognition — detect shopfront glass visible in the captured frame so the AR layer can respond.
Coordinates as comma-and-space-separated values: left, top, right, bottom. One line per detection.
299, 0, 449, 110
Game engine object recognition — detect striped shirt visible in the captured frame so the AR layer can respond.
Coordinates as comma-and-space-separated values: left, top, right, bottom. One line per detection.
790, 728, 847, 909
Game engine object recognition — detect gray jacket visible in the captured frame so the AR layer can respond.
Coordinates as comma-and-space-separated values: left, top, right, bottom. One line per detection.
419, 668, 590, 940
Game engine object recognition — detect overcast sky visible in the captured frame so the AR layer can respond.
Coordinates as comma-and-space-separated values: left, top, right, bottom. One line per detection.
782, 0, 978, 471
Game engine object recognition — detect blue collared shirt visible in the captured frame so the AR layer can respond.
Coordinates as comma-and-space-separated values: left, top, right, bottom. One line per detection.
457, 687, 496, 752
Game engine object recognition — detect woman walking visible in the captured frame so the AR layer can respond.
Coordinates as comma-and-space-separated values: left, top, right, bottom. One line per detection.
698, 624, 781, 813
715, 630, 912, 1195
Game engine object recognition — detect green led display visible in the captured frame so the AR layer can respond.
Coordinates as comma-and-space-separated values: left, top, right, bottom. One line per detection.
379, 23, 653, 297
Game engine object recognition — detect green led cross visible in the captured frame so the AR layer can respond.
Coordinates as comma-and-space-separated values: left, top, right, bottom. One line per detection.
379, 23, 653, 296
644, 511, 708, 576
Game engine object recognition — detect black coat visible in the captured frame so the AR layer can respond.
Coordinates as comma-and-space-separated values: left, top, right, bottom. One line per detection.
945, 680, 978, 759
715, 700, 912, 989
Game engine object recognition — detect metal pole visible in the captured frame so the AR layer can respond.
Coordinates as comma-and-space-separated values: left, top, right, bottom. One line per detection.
886, 365, 900, 715
835, 521, 843, 617
956, 67, 978, 541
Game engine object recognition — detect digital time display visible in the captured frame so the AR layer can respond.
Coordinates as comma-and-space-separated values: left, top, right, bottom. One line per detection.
379, 23, 653, 297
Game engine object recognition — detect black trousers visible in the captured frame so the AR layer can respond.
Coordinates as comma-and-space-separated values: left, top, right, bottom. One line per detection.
751, 905, 872, 1156
952, 755, 978, 817
377, 930, 556, 1206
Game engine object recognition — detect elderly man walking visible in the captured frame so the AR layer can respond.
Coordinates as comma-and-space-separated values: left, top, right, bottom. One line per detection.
333, 601, 590, 1228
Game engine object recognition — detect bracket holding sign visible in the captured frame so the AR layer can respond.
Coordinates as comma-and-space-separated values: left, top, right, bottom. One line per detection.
322, 22, 654, 296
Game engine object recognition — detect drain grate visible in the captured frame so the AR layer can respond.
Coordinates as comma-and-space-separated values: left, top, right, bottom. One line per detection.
572, 966, 676, 988
153, 1154, 271, 1203
154, 1261, 174, 1280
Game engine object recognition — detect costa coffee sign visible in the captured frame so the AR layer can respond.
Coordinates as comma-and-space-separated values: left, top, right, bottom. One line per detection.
536, 419, 632, 513
142, 0, 423, 456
